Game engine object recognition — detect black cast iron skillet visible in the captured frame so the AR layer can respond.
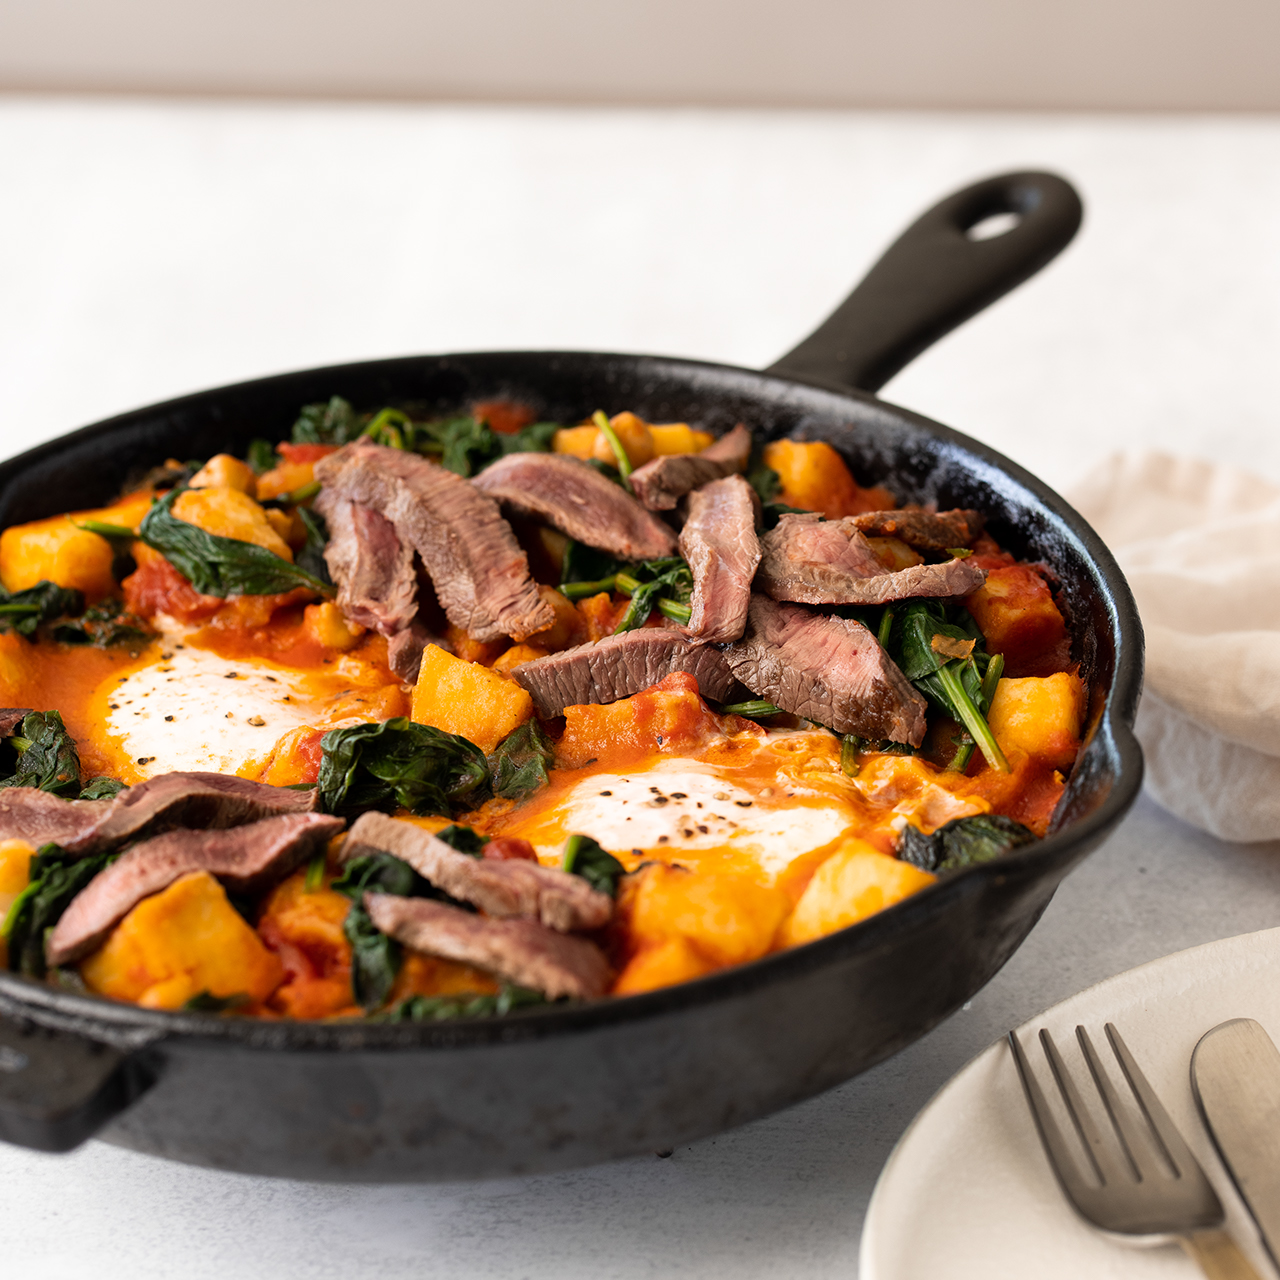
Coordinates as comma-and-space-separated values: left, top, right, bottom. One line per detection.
0, 171, 1143, 1180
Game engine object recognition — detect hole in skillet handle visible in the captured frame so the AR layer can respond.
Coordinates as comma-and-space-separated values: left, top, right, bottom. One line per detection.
966, 211, 1022, 241
0, 1012, 153, 1152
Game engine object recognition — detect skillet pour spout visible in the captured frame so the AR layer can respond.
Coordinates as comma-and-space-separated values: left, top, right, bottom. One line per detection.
0, 170, 1143, 1179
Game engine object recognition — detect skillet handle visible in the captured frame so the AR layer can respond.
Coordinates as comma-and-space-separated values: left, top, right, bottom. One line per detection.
0, 1011, 153, 1152
766, 170, 1083, 394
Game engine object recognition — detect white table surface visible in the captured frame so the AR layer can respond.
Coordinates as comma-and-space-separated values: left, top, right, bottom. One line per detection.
2, 98, 1280, 1279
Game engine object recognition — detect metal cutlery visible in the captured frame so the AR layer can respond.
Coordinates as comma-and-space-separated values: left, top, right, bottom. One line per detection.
1009, 1021, 1261, 1279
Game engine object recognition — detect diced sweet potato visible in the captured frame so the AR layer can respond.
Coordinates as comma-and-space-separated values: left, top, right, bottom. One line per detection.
987, 672, 1085, 770
490, 642, 550, 675
80, 870, 284, 1011
0, 838, 34, 969
613, 935, 717, 995
552, 426, 599, 460
319, 683, 409, 726
650, 424, 715, 455
592, 412, 656, 468
623, 863, 790, 968
964, 564, 1068, 674
443, 623, 509, 666
865, 536, 924, 571
259, 725, 327, 787
304, 601, 365, 651
524, 585, 584, 652
189, 454, 257, 496
576, 591, 629, 642
172, 487, 294, 561
388, 951, 500, 1004
411, 643, 534, 752
779, 839, 935, 947
255, 460, 317, 503
761, 439, 894, 519
1, 518, 118, 597
257, 869, 357, 1019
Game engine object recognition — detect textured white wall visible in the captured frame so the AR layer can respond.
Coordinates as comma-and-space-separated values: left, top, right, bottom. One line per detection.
2, 0, 1280, 110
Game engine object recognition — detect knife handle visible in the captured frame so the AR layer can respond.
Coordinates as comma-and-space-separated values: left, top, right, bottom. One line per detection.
1180, 1230, 1265, 1280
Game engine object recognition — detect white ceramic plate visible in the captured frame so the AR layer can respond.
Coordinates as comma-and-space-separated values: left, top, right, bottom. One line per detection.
860, 927, 1280, 1280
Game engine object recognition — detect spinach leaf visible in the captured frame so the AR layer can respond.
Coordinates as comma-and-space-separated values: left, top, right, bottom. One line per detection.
613, 558, 693, 631
561, 833, 624, 898
0, 711, 82, 797
489, 719, 555, 801
292, 396, 363, 446
434, 824, 486, 856
887, 601, 1008, 773
49, 599, 154, 648
500, 421, 560, 454
245, 438, 277, 474
1, 844, 118, 977
898, 813, 1036, 873
78, 776, 126, 801
331, 851, 450, 1010
0, 581, 85, 639
379, 985, 546, 1022
295, 507, 332, 585
140, 488, 333, 598
559, 541, 625, 599
317, 718, 490, 818
183, 991, 252, 1013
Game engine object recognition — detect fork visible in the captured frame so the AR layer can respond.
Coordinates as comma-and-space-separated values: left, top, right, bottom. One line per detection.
1009, 1022, 1262, 1280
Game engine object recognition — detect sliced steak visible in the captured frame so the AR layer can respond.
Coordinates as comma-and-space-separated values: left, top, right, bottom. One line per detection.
64, 771, 320, 856
313, 495, 418, 636
629, 423, 753, 510
678, 474, 760, 643
758, 513, 985, 606
852, 507, 985, 552
0, 708, 33, 737
512, 629, 736, 716
316, 441, 553, 644
47, 812, 344, 966
385, 619, 436, 683
0, 788, 112, 847
723, 595, 928, 745
472, 453, 677, 559
365, 893, 612, 1000
341, 812, 612, 932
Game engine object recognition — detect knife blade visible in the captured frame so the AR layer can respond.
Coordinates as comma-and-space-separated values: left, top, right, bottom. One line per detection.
1192, 1018, 1280, 1270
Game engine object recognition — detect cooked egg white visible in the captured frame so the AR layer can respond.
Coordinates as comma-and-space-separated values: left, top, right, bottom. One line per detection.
95, 643, 317, 780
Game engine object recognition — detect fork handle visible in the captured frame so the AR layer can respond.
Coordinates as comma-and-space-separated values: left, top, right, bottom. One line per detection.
1180, 1230, 1264, 1280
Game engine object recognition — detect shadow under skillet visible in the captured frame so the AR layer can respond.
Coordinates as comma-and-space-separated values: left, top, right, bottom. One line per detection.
6, 793, 1280, 1280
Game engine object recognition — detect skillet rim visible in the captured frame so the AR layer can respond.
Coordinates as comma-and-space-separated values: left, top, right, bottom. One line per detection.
0, 348, 1145, 1052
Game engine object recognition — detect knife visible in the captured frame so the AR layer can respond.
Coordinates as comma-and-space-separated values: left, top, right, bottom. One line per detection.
1192, 1018, 1280, 1271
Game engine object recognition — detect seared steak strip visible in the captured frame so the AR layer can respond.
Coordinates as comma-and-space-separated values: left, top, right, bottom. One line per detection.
47, 812, 345, 966
852, 507, 984, 552
629, 423, 753, 511
341, 812, 612, 932
365, 893, 612, 1000
385, 620, 437, 684
64, 771, 320, 856
678, 475, 760, 643
472, 453, 677, 560
757, 513, 985, 606
723, 595, 928, 744
0, 788, 111, 847
316, 441, 553, 644
0, 708, 33, 737
314, 496, 418, 635
512, 629, 736, 717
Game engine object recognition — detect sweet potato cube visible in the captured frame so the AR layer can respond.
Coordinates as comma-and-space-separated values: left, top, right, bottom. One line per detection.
987, 672, 1085, 769
780, 838, 935, 947
552, 426, 599, 460
0, 519, 116, 597
761, 439, 894, 519
592, 412, 656, 468
0, 838, 34, 915
304, 601, 365, 651
171, 487, 294, 561
523, 585, 583, 652
649, 424, 715, 455
80, 870, 284, 1011
625, 863, 789, 968
490, 642, 550, 675
411, 643, 534, 753
613, 936, 716, 995
255, 459, 317, 503
964, 564, 1067, 672
189, 453, 257, 496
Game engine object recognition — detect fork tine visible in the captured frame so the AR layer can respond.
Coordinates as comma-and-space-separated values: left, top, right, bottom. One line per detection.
1076, 1024, 1158, 1181
1008, 1030, 1094, 1195
1039, 1027, 1136, 1188
1104, 1023, 1212, 1187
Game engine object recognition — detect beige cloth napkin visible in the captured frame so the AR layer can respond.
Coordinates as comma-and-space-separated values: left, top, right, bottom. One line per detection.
1067, 452, 1280, 842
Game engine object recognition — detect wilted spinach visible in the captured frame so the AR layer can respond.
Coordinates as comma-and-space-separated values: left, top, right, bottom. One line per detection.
898, 814, 1036, 873
317, 718, 490, 818
0, 710, 82, 797
613, 559, 693, 631
0, 581, 84, 639
245, 438, 277, 474
140, 488, 333, 598
434, 824, 486, 856
183, 991, 251, 1013
489, 719, 555, 801
49, 599, 154, 648
78, 775, 126, 801
292, 396, 363, 446
295, 507, 332, 585
561, 833, 624, 898
378, 986, 546, 1022
1, 843, 118, 977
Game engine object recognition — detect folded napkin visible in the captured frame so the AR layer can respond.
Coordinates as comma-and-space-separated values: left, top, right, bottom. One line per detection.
1067, 452, 1280, 842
